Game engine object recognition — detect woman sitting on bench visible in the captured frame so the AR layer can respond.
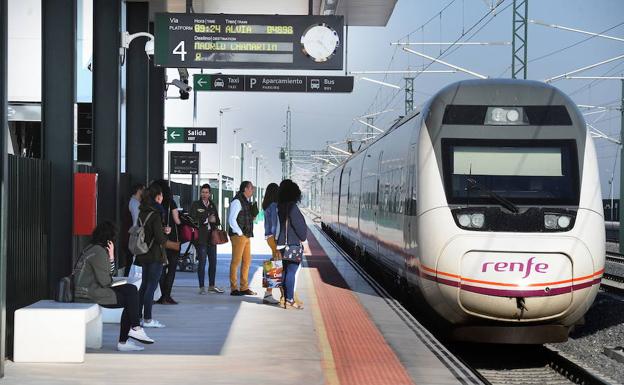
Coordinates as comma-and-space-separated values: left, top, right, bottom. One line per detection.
74, 221, 155, 351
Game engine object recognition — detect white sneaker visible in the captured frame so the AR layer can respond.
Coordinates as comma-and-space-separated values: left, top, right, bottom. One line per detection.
142, 319, 166, 328
117, 340, 145, 351
128, 327, 155, 344
263, 295, 280, 305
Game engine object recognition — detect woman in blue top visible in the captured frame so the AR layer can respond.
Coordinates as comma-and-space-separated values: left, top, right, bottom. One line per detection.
276, 179, 307, 310
262, 183, 281, 304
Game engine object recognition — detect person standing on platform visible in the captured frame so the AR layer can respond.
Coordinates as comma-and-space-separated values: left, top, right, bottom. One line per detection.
153, 179, 182, 305
276, 179, 306, 310
74, 221, 155, 351
261, 183, 281, 304
129, 183, 145, 227
124, 183, 145, 277
191, 184, 224, 294
228, 181, 257, 296
136, 183, 169, 328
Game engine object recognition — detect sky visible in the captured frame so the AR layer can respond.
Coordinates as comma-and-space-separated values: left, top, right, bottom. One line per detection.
164, 0, 624, 198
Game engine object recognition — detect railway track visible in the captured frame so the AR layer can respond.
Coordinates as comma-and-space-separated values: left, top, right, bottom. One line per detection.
602, 251, 624, 295
605, 251, 624, 264
314, 221, 617, 385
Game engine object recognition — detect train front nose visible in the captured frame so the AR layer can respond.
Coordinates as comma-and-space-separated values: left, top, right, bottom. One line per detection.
434, 236, 597, 322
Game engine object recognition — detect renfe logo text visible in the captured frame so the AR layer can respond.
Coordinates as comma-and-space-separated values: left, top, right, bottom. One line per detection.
481, 257, 548, 279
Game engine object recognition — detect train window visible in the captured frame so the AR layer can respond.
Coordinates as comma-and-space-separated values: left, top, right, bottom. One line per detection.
443, 105, 572, 126
442, 139, 580, 206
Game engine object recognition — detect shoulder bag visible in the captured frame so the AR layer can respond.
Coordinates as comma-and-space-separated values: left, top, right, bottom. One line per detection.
280, 207, 303, 263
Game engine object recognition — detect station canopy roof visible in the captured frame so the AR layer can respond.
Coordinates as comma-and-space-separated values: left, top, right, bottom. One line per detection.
136, 0, 397, 27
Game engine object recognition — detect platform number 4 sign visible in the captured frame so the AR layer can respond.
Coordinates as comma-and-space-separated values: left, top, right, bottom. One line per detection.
173, 41, 186, 61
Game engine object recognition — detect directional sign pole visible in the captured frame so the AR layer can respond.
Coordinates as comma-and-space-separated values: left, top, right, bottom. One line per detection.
192, 86, 198, 200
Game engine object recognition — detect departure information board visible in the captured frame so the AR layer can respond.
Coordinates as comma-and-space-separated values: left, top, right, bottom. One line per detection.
155, 13, 344, 70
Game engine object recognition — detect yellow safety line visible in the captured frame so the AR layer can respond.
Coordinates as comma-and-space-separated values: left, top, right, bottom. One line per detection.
305, 266, 340, 385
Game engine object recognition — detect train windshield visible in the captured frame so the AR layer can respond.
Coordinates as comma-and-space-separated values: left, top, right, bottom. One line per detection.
442, 139, 580, 206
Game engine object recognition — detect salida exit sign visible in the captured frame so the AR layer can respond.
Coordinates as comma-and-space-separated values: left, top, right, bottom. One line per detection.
167, 127, 217, 143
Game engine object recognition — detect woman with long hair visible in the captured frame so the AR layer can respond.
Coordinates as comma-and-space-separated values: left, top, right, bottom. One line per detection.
136, 183, 169, 328
190, 183, 223, 294
261, 183, 281, 304
152, 179, 182, 305
276, 179, 307, 310
74, 221, 154, 351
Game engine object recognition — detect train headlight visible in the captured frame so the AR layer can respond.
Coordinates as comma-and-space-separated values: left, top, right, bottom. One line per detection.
485, 107, 528, 125
458, 214, 471, 227
456, 212, 485, 229
544, 214, 558, 229
557, 215, 571, 229
470, 213, 485, 228
544, 214, 573, 230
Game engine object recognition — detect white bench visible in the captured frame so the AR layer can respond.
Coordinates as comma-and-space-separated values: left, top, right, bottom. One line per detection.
13, 300, 102, 363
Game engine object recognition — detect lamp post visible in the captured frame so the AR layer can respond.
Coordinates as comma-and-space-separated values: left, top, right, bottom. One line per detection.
240, 141, 252, 184
218, 107, 232, 223
232, 128, 243, 187
255, 155, 260, 202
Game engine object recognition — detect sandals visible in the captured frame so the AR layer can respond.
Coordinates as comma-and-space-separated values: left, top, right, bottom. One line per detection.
284, 300, 304, 310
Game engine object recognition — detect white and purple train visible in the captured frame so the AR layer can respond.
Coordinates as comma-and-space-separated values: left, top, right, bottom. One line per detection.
321, 79, 605, 343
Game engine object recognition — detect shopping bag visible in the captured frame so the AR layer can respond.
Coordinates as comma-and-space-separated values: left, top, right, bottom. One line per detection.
262, 259, 283, 288
128, 262, 142, 288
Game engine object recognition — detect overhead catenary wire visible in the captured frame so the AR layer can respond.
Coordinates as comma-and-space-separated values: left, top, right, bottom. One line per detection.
498, 22, 624, 77
370, 1, 510, 122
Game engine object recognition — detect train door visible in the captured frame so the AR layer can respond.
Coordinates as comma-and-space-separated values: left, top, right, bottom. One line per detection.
329, 175, 335, 224
374, 151, 384, 254
339, 168, 351, 232
357, 151, 367, 237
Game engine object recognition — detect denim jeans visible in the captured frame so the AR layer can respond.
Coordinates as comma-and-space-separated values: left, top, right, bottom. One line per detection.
197, 244, 217, 288
282, 260, 300, 302
138, 261, 163, 320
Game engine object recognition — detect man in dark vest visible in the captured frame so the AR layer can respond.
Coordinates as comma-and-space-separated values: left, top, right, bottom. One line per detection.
228, 181, 258, 295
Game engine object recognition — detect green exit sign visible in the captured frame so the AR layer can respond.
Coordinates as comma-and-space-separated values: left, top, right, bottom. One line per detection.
167, 127, 185, 143
167, 127, 217, 143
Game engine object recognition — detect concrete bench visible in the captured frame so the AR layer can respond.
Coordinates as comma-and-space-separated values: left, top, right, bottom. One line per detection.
13, 300, 102, 363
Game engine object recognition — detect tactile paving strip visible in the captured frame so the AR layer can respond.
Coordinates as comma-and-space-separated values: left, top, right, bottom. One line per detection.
306, 233, 415, 385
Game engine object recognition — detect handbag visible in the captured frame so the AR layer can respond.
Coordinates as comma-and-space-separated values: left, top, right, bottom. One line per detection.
280, 213, 303, 263
210, 226, 229, 245
179, 224, 197, 243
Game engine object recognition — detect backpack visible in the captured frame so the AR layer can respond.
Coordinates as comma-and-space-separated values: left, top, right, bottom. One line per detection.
56, 276, 74, 303
55, 245, 94, 303
128, 211, 154, 255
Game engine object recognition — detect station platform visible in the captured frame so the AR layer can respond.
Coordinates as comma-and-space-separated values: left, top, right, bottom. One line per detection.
2, 219, 483, 385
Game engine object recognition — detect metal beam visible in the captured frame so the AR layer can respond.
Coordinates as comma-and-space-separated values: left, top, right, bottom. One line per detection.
403, 48, 488, 79
545, 54, 624, 83
511, 0, 528, 79
0, 0, 6, 376
93, 0, 121, 224
530, 19, 624, 43
405, 77, 414, 115
42, 0, 76, 296
148, 22, 165, 182
126, 2, 150, 186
